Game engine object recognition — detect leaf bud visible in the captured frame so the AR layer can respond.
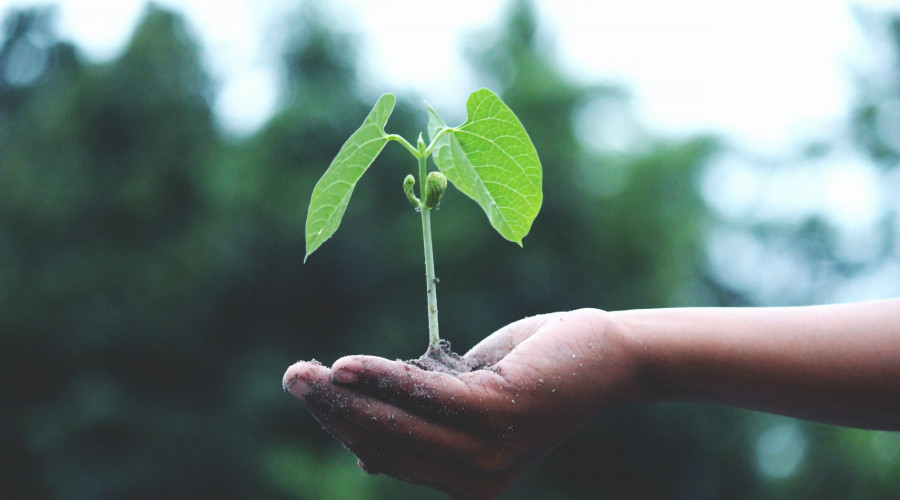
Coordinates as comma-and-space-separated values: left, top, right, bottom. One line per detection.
416, 132, 426, 155
423, 171, 448, 208
403, 174, 421, 208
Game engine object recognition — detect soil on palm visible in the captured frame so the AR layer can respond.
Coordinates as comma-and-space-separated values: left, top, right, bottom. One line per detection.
408, 339, 479, 375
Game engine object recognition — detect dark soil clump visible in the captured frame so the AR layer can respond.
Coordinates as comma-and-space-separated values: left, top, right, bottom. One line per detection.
408, 339, 479, 375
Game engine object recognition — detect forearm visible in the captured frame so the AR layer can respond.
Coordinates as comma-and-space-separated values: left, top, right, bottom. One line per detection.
610, 299, 900, 430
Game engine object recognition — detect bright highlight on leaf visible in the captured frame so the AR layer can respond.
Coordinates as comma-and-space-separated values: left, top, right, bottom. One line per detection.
304, 93, 395, 261
427, 89, 542, 245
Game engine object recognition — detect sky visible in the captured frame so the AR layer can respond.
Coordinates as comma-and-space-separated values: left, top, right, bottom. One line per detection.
4, 0, 900, 151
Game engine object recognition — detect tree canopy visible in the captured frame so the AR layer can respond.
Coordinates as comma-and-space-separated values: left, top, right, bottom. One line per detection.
1, 1, 897, 498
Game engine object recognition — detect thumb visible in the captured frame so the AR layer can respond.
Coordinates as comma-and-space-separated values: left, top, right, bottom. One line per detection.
464, 313, 560, 367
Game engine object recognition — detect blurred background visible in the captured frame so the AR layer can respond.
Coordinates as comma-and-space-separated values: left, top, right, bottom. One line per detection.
1, 0, 899, 498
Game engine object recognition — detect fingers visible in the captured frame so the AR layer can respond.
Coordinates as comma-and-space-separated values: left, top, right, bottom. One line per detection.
284, 360, 522, 499
283, 360, 331, 398
320, 314, 567, 421
314, 403, 520, 500
319, 386, 519, 473
330, 355, 516, 424
284, 360, 518, 473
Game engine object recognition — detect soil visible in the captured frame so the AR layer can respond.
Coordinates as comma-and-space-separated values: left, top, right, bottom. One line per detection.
407, 339, 480, 375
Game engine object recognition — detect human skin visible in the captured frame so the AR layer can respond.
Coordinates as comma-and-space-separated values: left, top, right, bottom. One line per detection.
282, 299, 900, 499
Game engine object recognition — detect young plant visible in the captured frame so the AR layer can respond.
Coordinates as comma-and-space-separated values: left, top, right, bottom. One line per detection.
304, 89, 542, 355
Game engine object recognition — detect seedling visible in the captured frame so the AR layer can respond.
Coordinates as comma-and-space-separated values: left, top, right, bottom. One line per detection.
305, 89, 542, 360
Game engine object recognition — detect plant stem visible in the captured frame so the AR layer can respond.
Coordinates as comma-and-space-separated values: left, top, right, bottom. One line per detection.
387, 134, 419, 157
418, 150, 440, 350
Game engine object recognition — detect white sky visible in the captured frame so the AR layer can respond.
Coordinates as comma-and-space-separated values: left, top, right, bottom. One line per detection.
3, 0, 900, 149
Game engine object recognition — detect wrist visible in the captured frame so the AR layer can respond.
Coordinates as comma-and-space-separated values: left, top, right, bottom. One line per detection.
606, 309, 668, 404
566, 308, 657, 406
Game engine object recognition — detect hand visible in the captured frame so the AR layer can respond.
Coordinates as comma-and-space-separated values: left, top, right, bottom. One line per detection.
282, 309, 643, 499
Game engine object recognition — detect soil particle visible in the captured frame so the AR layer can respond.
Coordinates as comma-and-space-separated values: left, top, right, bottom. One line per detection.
407, 339, 480, 375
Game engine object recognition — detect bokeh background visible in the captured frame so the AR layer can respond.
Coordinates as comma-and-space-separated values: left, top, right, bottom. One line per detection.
2, 0, 899, 498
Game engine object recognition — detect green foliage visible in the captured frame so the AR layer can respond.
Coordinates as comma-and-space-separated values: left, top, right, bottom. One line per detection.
427, 89, 543, 245
303, 87, 543, 347
304, 88, 543, 260
304, 93, 395, 261
2, 1, 898, 499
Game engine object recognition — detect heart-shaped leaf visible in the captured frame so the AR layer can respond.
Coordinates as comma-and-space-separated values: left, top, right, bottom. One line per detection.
428, 89, 542, 245
305, 94, 395, 261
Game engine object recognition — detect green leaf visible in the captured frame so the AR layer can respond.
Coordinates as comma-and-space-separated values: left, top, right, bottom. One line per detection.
427, 89, 542, 246
304, 93, 395, 261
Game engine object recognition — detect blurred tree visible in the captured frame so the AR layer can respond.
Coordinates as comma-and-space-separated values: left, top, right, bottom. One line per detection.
196, 4, 453, 499
0, 5, 280, 498
0, 0, 721, 498
0, 6, 78, 111
460, 2, 759, 499
691, 6, 900, 500
853, 13, 900, 166
3, 0, 896, 499
463, 0, 715, 317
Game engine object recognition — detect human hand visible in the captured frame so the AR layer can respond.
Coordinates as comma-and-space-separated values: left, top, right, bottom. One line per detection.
282, 309, 643, 499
